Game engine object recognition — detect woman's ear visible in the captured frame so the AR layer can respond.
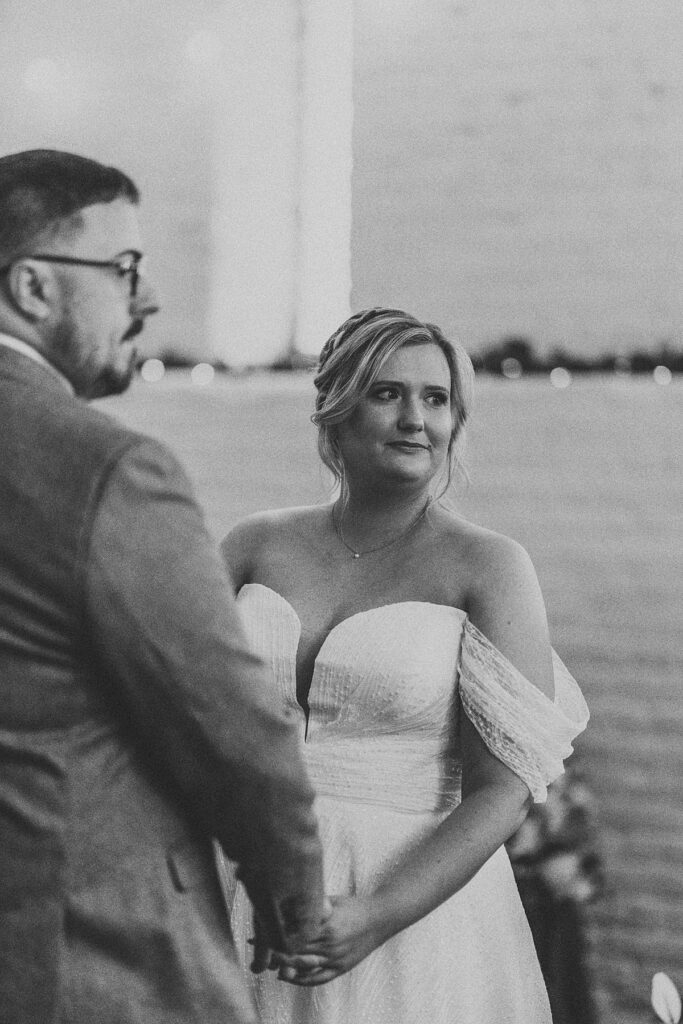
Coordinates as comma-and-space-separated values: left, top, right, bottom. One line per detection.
6, 259, 55, 321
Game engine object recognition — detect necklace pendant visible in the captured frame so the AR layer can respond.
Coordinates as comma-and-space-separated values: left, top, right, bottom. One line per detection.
333, 497, 431, 561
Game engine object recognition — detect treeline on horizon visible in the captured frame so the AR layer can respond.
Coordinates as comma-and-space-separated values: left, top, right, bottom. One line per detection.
153, 335, 682, 374
469, 336, 682, 375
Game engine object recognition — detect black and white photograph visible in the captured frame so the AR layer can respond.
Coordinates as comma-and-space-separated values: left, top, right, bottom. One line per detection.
0, 3, 681, 1023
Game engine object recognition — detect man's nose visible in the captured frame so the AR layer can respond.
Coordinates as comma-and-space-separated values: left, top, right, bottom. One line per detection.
133, 277, 160, 318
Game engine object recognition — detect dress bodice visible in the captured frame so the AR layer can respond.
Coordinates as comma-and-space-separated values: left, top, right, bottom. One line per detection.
236, 584, 589, 808
237, 583, 466, 813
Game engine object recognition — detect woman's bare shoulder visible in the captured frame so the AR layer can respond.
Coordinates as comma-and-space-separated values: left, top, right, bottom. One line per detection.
220, 505, 331, 582
430, 506, 531, 578
431, 508, 553, 695
461, 521, 533, 583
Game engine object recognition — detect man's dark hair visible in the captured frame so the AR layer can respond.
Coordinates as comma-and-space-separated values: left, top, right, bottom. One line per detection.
0, 149, 139, 261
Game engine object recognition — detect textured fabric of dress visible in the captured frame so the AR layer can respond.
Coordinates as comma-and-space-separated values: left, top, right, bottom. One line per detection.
224, 583, 589, 1024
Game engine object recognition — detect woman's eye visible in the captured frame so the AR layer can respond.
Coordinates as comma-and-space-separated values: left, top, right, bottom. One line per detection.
426, 392, 449, 406
373, 388, 399, 401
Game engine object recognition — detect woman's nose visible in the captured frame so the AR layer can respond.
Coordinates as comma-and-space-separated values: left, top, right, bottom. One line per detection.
398, 397, 424, 431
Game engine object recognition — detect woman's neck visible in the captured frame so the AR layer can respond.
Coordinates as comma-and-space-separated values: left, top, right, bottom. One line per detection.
335, 484, 432, 549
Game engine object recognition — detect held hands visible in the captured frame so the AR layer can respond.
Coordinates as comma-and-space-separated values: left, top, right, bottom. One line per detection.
263, 894, 386, 986
248, 889, 334, 975
276, 895, 378, 986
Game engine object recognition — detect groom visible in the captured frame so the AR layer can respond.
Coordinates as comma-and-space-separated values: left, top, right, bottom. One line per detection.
0, 149, 325, 1024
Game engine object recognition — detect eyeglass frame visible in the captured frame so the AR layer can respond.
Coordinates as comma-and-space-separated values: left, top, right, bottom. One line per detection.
0, 250, 146, 298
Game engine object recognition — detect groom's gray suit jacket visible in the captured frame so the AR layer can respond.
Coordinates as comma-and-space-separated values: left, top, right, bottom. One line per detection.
0, 346, 323, 1024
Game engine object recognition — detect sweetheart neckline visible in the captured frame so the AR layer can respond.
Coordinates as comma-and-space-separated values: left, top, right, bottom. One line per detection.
238, 581, 468, 644
236, 583, 584, 750
237, 583, 468, 726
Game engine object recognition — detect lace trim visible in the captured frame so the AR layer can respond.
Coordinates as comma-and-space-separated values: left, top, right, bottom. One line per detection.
458, 619, 589, 803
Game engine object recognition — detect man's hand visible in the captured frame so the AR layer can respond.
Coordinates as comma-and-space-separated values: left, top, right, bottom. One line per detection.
250, 896, 333, 975
249, 911, 275, 974
271, 894, 384, 986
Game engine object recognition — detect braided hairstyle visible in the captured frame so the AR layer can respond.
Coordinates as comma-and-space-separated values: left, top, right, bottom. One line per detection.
311, 307, 474, 501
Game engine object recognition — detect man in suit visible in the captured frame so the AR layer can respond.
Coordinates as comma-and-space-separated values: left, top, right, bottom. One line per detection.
0, 149, 325, 1024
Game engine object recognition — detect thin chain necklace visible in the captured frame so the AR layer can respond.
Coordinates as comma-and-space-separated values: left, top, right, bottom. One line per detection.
333, 499, 431, 559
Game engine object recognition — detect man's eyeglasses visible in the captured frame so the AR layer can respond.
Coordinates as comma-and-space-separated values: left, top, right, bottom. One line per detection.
0, 250, 146, 297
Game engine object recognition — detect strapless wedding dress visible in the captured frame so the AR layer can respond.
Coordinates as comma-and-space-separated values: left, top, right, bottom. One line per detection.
224, 583, 589, 1024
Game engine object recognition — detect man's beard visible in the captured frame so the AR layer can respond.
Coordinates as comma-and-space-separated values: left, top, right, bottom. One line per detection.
50, 316, 140, 400
90, 351, 137, 399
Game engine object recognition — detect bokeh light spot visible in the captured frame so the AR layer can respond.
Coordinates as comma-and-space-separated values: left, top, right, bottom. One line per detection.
140, 358, 165, 383
501, 357, 523, 380
191, 362, 215, 386
653, 365, 672, 386
549, 367, 572, 389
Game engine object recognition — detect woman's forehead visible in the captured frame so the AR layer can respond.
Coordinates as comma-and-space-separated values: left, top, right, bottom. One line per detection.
376, 341, 451, 383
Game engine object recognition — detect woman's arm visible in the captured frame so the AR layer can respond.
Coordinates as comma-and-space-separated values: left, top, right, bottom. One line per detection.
280, 535, 553, 985
466, 533, 554, 699
281, 726, 531, 985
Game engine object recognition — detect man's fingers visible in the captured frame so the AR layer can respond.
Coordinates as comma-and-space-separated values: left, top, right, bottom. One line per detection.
249, 922, 273, 974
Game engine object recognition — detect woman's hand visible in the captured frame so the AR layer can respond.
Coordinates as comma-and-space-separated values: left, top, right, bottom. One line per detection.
274, 894, 386, 986
249, 895, 334, 975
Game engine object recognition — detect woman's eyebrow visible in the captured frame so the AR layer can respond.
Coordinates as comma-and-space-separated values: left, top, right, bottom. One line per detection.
373, 379, 449, 390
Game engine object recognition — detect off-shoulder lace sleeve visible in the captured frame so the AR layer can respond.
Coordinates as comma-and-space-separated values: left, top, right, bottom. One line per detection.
457, 618, 589, 802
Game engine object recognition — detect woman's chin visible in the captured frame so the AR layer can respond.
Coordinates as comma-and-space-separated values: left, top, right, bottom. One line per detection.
378, 465, 435, 489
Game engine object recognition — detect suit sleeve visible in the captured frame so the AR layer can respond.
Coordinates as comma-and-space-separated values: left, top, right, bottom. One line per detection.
83, 437, 324, 947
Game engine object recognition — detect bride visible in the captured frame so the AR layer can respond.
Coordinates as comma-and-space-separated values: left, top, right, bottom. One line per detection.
220, 308, 589, 1024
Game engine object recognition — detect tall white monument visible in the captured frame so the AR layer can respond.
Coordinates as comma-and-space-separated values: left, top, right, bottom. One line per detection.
209, 0, 353, 367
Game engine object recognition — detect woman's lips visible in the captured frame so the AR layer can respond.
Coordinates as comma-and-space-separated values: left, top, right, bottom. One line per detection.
387, 441, 428, 451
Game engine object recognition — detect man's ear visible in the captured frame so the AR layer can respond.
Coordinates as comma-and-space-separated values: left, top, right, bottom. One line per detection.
6, 259, 55, 321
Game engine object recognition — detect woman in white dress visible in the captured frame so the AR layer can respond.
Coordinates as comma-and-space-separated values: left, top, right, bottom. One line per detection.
220, 308, 589, 1024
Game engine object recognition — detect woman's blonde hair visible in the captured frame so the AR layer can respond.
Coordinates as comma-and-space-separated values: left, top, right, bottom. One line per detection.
311, 308, 475, 501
